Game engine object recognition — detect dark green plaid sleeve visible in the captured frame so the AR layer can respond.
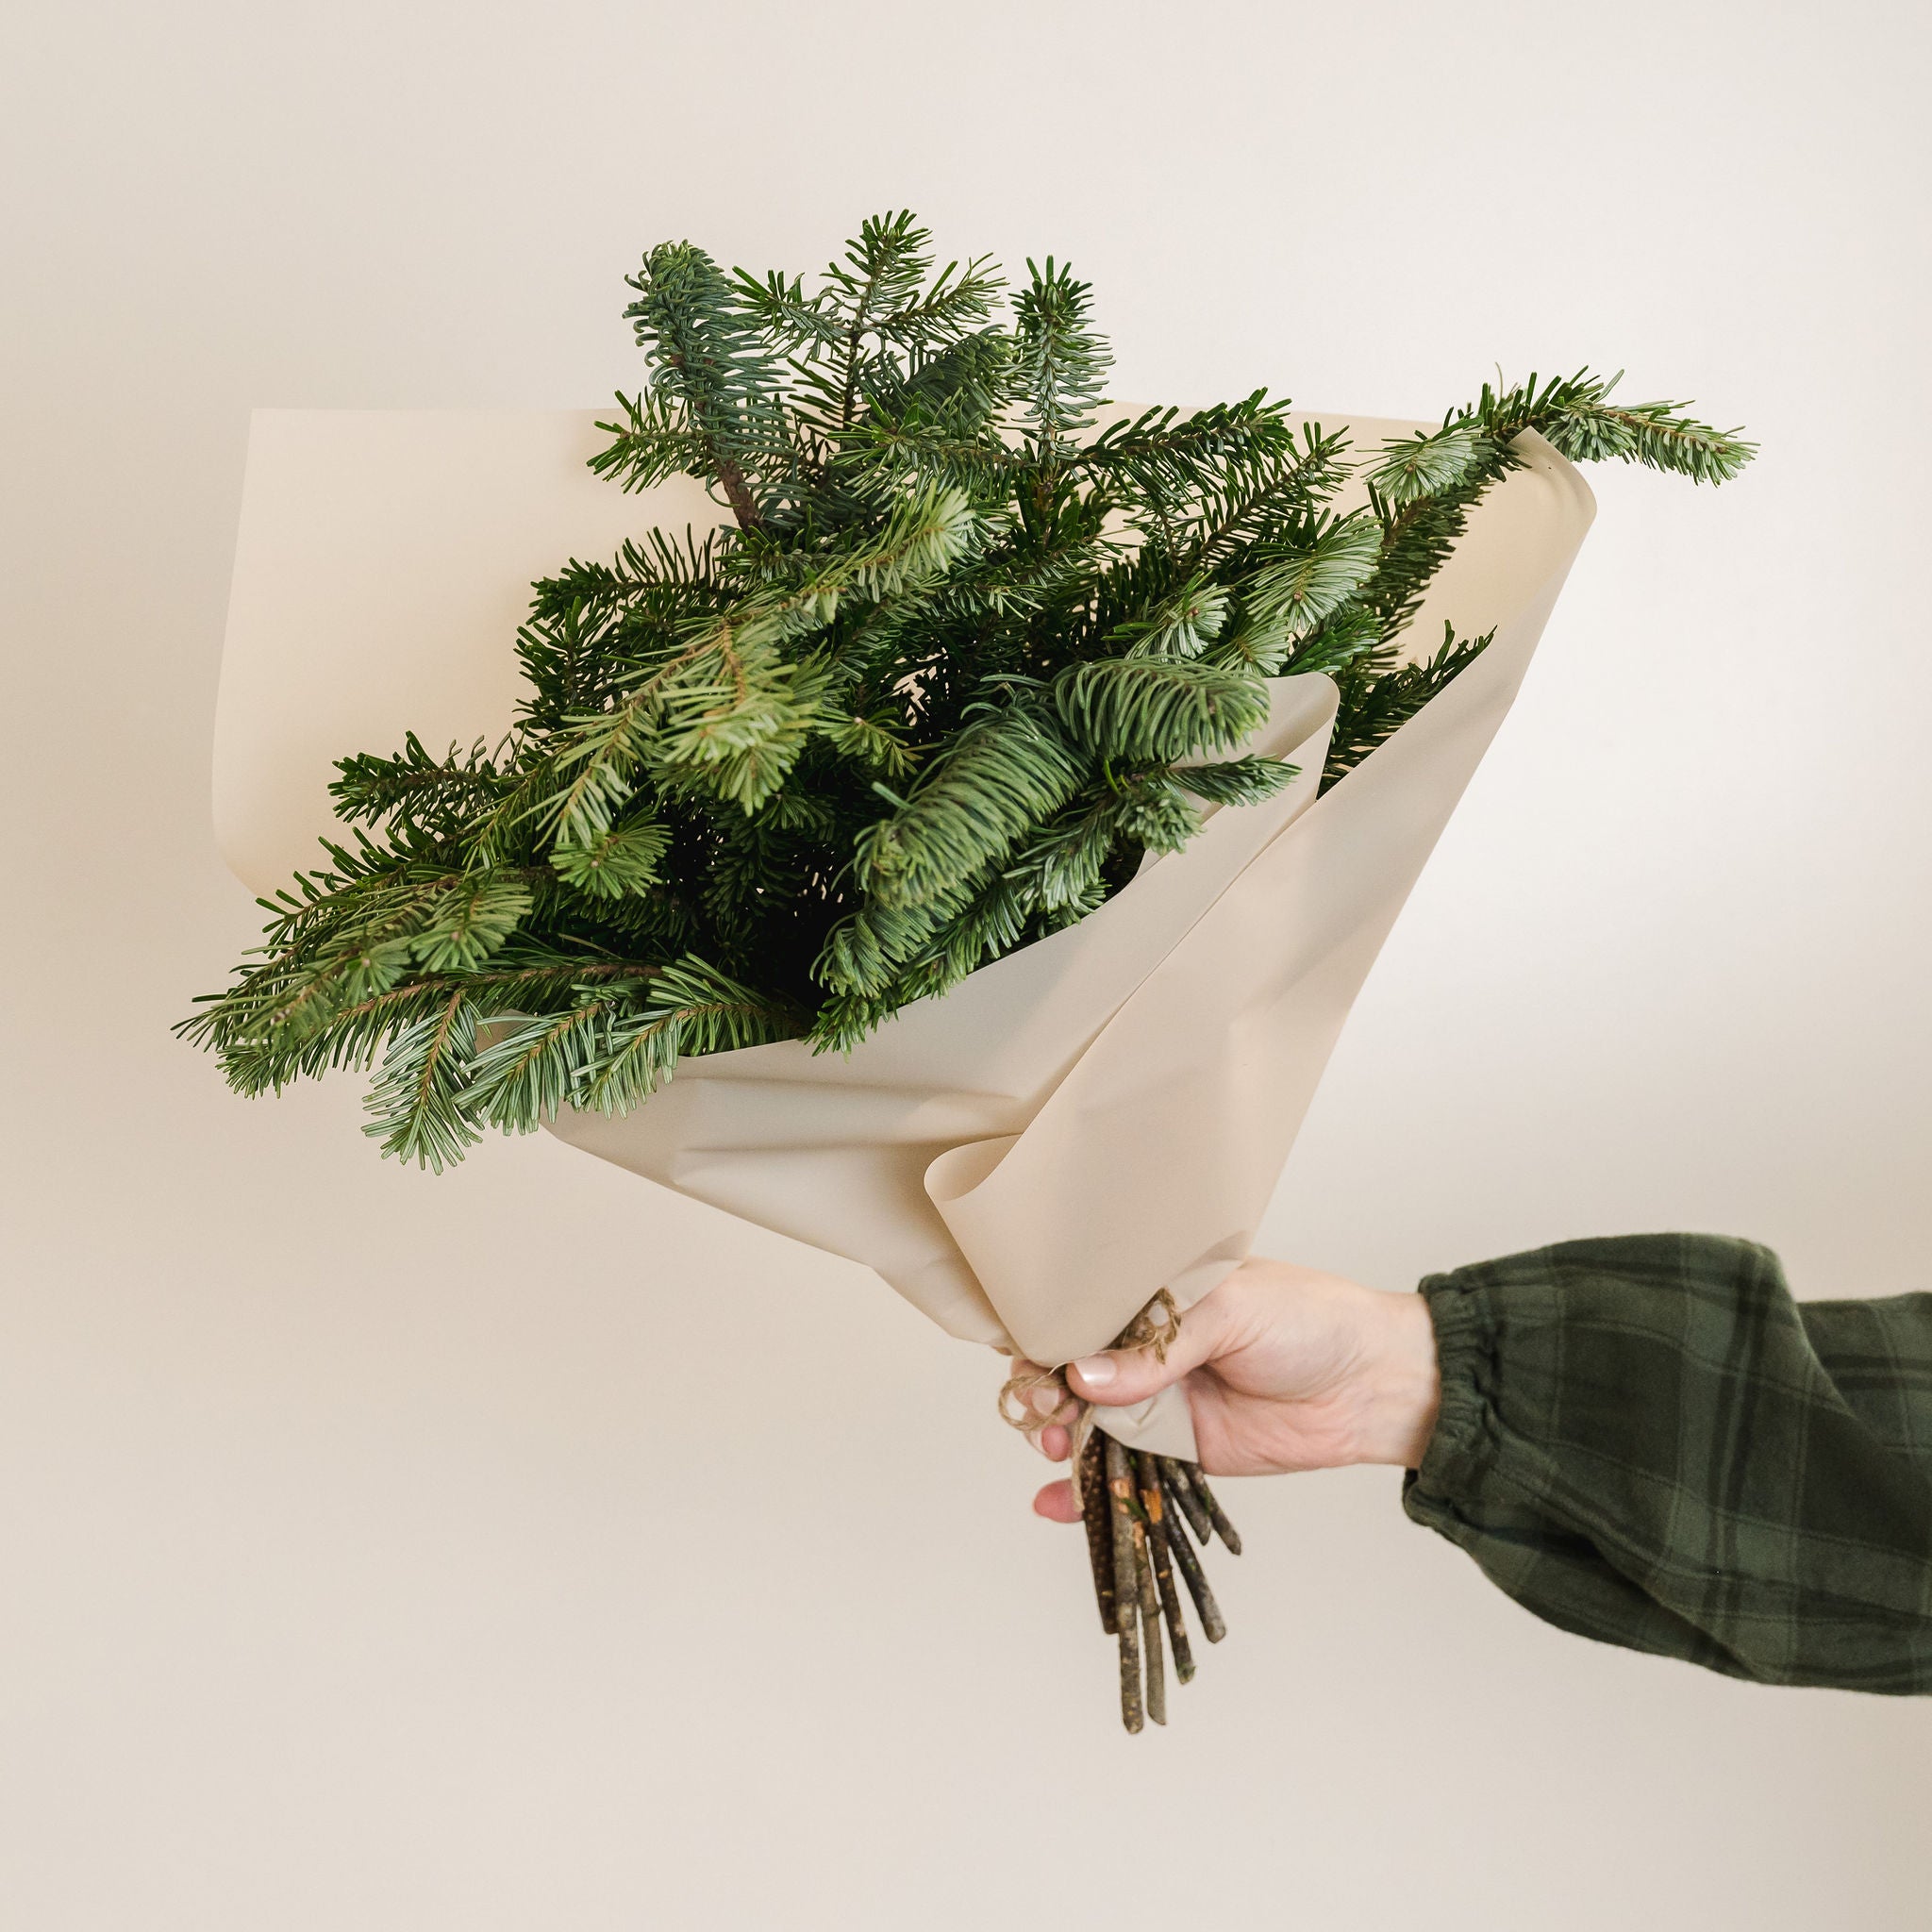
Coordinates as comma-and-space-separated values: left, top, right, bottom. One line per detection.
1403, 1233, 1932, 1692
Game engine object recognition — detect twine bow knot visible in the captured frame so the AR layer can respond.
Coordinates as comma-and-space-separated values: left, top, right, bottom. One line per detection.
996, 1287, 1182, 1438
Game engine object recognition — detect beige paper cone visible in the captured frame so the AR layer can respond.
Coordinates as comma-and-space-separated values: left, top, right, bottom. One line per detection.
214, 409, 1594, 1456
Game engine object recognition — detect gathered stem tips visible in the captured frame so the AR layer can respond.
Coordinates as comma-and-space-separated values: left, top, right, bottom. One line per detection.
1082, 1439, 1240, 1730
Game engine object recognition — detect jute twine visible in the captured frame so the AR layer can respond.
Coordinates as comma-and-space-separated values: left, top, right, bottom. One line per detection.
996, 1288, 1183, 1504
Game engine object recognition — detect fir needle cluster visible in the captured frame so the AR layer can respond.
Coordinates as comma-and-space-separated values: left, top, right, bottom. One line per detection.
181, 212, 1753, 1168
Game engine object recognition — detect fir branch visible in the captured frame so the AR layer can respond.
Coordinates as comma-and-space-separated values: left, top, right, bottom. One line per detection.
1171, 755, 1298, 806
1011, 257, 1111, 455
1277, 603, 1386, 680
1078, 394, 1302, 488
361, 991, 482, 1172
408, 874, 534, 973
855, 701, 1089, 909
530, 527, 731, 618
1363, 423, 1487, 506
1112, 577, 1230, 659
589, 388, 718, 497
468, 960, 790, 1131
1532, 381, 1756, 482
1243, 514, 1384, 641
1054, 658, 1271, 763
1174, 426, 1355, 566
1324, 623, 1495, 789
618, 241, 795, 528
1116, 773, 1201, 854
550, 819, 672, 899
329, 733, 505, 834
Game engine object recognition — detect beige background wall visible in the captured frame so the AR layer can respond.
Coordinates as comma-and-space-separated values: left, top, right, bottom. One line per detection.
3, 3, 1928, 1926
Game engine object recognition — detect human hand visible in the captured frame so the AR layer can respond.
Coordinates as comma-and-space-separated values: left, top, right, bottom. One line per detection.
1018, 1257, 1441, 1523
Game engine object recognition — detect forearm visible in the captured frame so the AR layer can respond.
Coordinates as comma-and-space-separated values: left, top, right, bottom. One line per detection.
1404, 1233, 1932, 1692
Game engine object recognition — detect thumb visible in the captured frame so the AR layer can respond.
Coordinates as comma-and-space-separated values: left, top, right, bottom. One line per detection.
1063, 1293, 1229, 1407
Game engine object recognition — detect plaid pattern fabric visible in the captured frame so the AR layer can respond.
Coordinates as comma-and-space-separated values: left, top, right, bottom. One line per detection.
1404, 1233, 1932, 1693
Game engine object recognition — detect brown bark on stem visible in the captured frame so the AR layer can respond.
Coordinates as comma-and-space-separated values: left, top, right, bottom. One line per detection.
1180, 1460, 1242, 1555
1133, 1513, 1166, 1726
1141, 1596, 1166, 1725
714, 457, 765, 532
1136, 1452, 1195, 1684
1161, 1474, 1228, 1642
1078, 1429, 1117, 1636
1105, 1436, 1143, 1732
1161, 1457, 1215, 1547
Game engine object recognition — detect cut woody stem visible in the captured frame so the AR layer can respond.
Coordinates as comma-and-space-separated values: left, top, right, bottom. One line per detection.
1133, 1505, 1166, 1726
1137, 1452, 1195, 1684
1078, 1428, 1117, 1636
1179, 1459, 1243, 1556
1160, 1469, 1228, 1643
1105, 1436, 1143, 1733
1161, 1458, 1215, 1547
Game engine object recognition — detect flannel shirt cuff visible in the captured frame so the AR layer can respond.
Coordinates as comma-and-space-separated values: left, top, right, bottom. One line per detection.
1407, 1266, 1503, 1502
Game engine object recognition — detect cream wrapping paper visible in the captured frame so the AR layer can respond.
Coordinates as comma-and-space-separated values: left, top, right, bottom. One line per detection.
214, 408, 1596, 1457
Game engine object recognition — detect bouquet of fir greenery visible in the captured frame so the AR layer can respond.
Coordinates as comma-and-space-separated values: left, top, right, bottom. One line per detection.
189, 213, 1751, 1729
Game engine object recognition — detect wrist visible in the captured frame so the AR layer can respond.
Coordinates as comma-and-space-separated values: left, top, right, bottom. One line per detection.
1345, 1289, 1441, 1468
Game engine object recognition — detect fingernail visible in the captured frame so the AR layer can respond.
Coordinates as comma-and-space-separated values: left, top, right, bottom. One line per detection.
1030, 1386, 1063, 1418
1071, 1354, 1116, 1389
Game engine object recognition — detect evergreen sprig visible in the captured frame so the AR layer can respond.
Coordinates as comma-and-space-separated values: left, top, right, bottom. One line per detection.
181, 212, 1753, 1166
